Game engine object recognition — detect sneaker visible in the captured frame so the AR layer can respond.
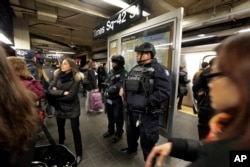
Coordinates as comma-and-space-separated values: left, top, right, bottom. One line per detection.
76, 155, 82, 164
103, 131, 114, 138
111, 134, 122, 143
98, 109, 104, 112
120, 148, 137, 155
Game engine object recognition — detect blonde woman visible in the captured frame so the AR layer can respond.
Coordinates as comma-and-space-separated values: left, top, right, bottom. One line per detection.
7, 56, 44, 100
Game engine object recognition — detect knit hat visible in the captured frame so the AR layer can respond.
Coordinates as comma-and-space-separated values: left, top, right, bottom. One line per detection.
23, 50, 36, 59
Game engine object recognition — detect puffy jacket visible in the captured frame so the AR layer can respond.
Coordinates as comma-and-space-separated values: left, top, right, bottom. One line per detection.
20, 77, 45, 100
47, 70, 82, 118
178, 70, 190, 97
192, 67, 214, 119
85, 69, 98, 91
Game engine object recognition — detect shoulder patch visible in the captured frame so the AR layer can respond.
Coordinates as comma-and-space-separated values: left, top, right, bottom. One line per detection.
165, 70, 170, 76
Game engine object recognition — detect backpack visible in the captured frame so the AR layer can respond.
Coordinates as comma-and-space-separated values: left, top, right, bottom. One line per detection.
82, 70, 90, 85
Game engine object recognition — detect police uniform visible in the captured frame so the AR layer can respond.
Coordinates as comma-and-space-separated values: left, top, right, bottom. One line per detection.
103, 55, 128, 143
122, 42, 171, 160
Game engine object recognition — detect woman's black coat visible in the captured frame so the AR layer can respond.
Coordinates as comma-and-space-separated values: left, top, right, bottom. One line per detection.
85, 69, 98, 91
169, 137, 238, 167
47, 69, 82, 118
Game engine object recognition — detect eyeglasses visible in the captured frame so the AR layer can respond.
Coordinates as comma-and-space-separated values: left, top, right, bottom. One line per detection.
206, 72, 224, 79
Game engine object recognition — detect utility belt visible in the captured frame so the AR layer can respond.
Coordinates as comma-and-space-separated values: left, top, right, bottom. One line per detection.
129, 108, 163, 115
108, 94, 120, 99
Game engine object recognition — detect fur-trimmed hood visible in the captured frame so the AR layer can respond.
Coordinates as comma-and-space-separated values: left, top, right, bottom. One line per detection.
54, 69, 84, 82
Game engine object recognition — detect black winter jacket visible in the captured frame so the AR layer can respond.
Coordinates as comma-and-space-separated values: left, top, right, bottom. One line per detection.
192, 67, 211, 108
47, 70, 81, 118
192, 67, 214, 121
105, 67, 127, 99
85, 69, 98, 91
178, 70, 190, 97
169, 137, 239, 167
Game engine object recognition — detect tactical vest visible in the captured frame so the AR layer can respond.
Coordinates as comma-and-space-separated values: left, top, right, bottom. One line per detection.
125, 66, 154, 96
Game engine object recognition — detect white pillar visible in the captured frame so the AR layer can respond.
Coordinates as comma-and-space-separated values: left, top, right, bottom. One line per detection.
13, 18, 30, 50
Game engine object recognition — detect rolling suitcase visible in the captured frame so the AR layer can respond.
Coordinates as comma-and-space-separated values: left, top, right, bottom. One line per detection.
89, 91, 104, 111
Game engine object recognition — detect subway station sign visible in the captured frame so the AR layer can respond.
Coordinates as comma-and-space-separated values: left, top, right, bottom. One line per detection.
93, 0, 142, 39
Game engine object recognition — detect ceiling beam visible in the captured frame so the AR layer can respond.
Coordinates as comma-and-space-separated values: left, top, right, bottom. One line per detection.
36, 0, 111, 19
157, 0, 176, 11
30, 33, 71, 48
162, 0, 184, 9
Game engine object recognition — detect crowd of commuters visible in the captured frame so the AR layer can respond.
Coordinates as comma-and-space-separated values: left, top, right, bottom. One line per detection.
1, 33, 249, 167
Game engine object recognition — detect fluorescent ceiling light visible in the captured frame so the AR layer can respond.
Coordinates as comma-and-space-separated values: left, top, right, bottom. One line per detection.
197, 34, 205, 37
103, 0, 150, 17
49, 50, 75, 54
238, 28, 250, 33
182, 35, 215, 43
155, 43, 173, 47
0, 33, 13, 44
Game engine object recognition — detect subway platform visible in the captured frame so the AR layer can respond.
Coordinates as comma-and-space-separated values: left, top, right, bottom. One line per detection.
40, 94, 198, 167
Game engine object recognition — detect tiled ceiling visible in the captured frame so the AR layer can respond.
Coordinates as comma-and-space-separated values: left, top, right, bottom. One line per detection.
9, 0, 250, 54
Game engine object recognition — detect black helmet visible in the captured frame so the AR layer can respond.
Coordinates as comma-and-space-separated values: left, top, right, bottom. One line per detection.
111, 55, 125, 66
134, 42, 156, 57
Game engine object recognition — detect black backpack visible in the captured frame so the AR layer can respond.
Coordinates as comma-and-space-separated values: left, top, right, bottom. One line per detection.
82, 70, 90, 85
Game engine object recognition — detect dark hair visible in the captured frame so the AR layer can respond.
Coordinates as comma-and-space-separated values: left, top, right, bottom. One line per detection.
209, 57, 216, 66
0, 46, 39, 162
215, 33, 250, 148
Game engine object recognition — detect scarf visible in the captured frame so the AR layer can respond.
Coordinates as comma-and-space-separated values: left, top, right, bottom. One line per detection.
205, 112, 231, 141
59, 71, 73, 83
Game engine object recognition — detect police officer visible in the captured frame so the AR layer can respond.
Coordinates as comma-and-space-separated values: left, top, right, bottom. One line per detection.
103, 55, 128, 143
120, 42, 171, 160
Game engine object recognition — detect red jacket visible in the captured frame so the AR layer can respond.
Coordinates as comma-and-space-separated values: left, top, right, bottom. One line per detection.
21, 77, 45, 100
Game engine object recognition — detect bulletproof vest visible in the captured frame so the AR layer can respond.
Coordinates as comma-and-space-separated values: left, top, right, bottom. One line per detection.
109, 72, 121, 86
125, 66, 154, 96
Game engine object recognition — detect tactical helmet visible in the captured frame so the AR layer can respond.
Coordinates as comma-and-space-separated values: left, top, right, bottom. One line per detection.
134, 42, 156, 57
111, 55, 125, 66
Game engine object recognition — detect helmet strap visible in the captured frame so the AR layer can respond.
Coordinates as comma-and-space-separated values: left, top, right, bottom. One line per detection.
137, 52, 152, 64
